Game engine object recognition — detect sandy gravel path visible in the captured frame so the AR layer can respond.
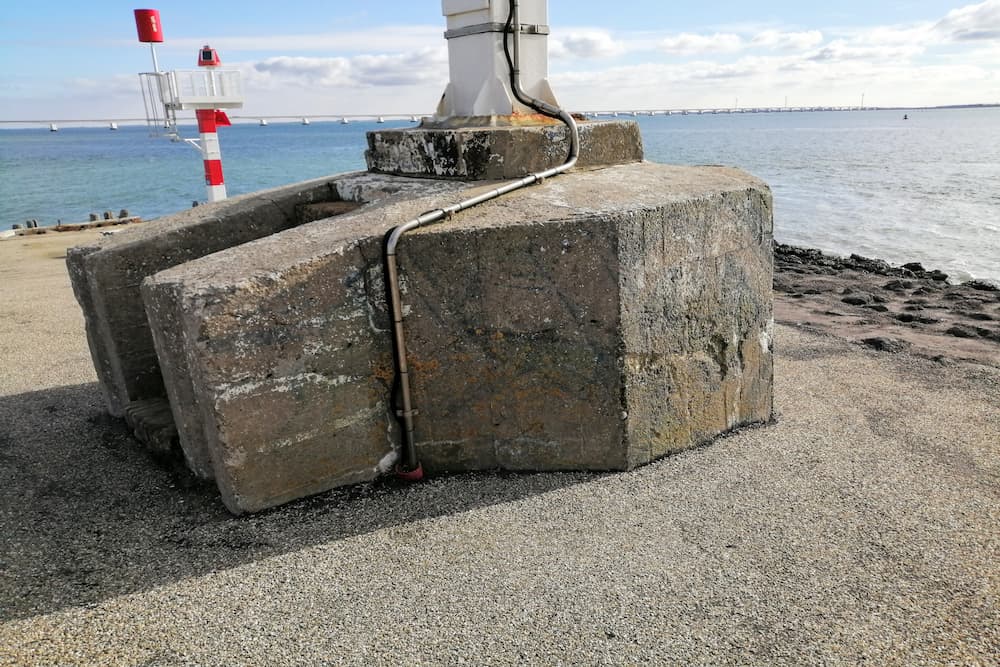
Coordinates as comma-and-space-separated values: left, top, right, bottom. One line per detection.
1, 231, 997, 666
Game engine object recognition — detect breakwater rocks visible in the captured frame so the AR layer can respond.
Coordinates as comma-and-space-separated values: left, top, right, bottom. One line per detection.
774, 243, 999, 366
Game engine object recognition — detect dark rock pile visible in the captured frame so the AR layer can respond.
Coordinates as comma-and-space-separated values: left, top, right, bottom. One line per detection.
773, 243, 1000, 364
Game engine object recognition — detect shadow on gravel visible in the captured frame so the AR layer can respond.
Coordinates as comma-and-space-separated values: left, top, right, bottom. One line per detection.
0, 383, 601, 622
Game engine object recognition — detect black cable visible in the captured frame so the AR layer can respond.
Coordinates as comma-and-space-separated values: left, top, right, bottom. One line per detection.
503, 1, 556, 118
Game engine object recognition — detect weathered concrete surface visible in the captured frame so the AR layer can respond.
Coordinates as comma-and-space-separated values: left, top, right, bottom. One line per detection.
67, 178, 338, 419
143, 163, 773, 513
67, 174, 449, 478
143, 173, 472, 508
366, 120, 644, 180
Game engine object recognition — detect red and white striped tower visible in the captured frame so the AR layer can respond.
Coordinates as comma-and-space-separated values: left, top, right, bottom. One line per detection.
196, 45, 229, 203
196, 108, 227, 202
135, 10, 243, 204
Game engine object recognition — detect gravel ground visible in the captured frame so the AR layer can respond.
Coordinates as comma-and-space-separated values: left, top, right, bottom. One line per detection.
1, 231, 998, 666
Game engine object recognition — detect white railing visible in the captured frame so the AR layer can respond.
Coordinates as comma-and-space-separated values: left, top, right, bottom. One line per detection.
138, 72, 177, 137
166, 69, 243, 109
138, 69, 243, 137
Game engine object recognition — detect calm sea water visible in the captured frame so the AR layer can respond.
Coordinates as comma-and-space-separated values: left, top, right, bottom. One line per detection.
2, 108, 998, 283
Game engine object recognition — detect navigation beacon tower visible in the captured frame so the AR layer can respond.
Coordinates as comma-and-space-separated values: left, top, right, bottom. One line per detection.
134, 9, 244, 203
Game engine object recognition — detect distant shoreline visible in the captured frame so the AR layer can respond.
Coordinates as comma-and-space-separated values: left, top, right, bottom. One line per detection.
2, 103, 997, 128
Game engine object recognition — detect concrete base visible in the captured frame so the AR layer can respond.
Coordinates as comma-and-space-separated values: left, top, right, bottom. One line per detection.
67, 173, 469, 478
366, 120, 644, 180
136, 163, 773, 513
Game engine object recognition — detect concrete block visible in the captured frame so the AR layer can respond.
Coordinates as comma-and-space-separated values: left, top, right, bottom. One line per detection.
366, 120, 643, 180
143, 163, 773, 513
68, 178, 340, 417
67, 173, 451, 477
142, 174, 470, 483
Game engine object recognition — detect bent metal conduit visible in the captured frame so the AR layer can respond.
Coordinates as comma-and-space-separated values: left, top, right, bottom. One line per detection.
383, 0, 580, 477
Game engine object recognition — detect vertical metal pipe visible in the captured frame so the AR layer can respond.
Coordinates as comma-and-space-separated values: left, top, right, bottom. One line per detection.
512, 0, 521, 83
385, 252, 419, 471
383, 0, 579, 477
150, 43, 161, 73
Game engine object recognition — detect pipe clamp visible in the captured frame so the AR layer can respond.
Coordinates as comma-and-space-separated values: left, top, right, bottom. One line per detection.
444, 22, 549, 40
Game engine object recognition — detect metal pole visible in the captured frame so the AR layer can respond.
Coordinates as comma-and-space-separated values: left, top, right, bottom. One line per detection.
150, 43, 161, 73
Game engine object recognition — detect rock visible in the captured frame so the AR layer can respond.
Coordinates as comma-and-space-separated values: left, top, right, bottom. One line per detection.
946, 325, 977, 339
861, 337, 910, 353
893, 313, 940, 325
926, 270, 949, 282
848, 254, 893, 275
842, 294, 873, 306
901, 262, 925, 272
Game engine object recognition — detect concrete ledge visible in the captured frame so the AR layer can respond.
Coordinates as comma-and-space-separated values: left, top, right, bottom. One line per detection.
365, 120, 643, 180
142, 163, 773, 513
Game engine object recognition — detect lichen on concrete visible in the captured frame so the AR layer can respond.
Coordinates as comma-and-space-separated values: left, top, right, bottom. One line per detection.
366, 120, 644, 180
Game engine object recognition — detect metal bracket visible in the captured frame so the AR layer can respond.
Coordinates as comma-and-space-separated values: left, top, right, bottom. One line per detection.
444, 22, 550, 40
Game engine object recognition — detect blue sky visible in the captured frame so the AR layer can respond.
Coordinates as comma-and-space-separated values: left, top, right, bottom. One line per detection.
1, 1, 998, 120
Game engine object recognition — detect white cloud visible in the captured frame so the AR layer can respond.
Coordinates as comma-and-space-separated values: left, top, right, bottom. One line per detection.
751, 30, 824, 50
660, 32, 743, 56
158, 26, 443, 56
806, 39, 925, 63
935, 0, 1000, 41
250, 47, 447, 89
552, 31, 625, 59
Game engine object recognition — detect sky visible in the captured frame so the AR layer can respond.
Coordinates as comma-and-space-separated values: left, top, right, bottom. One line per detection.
1, 0, 998, 120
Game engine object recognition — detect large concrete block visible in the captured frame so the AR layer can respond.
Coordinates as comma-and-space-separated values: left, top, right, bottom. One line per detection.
143, 176, 471, 505
66, 173, 454, 477
143, 163, 773, 513
67, 177, 341, 418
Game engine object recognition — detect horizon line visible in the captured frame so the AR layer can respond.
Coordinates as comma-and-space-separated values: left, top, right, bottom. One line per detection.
2, 103, 998, 125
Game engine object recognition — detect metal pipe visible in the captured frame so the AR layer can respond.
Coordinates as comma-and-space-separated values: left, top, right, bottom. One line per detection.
150, 43, 161, 73
384, 0, 579, 476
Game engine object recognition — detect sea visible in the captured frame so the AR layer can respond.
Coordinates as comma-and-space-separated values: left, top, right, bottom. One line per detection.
2, 107, 998, 284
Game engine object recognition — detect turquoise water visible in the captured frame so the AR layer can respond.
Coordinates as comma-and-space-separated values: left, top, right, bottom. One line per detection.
2, 108, 998, 283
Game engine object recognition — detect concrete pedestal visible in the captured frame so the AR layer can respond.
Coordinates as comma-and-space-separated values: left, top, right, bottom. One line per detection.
137, 163, 773, 513
366, 120, 643, 180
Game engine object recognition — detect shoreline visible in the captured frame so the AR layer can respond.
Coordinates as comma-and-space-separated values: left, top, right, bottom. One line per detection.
774, 243, 999, 367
